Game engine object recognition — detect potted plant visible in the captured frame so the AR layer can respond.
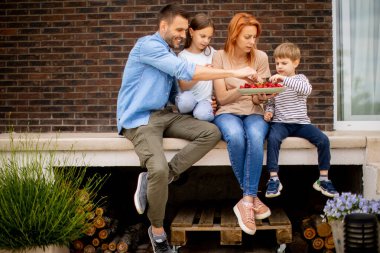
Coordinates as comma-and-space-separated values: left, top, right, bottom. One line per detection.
323, 192, 380, 253
0, 133, 107, 253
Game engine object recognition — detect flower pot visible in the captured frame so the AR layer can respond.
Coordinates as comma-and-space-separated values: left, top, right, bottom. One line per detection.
0, 245, 69, 253
329, 220, 345, 253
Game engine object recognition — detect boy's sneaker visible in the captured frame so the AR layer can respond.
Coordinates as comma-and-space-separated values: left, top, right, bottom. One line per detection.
134, 172, 148, 214
253, 197, 271, 220
313, 179, 339, 198
148, 226, 172, 253
265, 178, 283, 198
233, 199, 256, 235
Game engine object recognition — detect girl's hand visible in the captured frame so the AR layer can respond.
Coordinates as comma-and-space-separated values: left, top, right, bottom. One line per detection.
211, 96, 217, 112
269, 74, 285, 83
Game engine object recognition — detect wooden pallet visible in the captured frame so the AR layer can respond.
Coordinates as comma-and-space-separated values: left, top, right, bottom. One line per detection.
170, 206, 292, 246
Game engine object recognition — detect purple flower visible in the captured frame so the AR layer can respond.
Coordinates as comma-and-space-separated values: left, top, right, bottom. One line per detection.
324, 192, 380, 221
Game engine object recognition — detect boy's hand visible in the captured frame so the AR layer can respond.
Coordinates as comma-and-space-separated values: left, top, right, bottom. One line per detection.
269, 74, 285, 83
264, 112, 273, 122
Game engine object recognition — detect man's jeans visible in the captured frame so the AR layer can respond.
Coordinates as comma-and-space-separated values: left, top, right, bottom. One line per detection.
266, 122, 331, 172
213, 113, 269, 197
124, 109, 221, 227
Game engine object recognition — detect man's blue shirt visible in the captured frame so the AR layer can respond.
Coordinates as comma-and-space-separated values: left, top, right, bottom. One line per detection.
117, 32, 196, 134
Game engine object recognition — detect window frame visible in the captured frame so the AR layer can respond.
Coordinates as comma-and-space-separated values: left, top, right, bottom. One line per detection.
333, 0, 380, 131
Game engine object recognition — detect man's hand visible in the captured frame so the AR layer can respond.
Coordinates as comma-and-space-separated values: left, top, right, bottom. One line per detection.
264, 111, 273, 122
234, 67, 258, 83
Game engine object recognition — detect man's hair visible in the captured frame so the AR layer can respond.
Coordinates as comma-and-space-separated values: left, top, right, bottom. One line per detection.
158, 4, 189, 26
273, 42, 301, 61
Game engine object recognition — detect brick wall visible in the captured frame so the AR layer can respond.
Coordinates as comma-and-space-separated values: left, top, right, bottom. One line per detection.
0, 0, 333, 133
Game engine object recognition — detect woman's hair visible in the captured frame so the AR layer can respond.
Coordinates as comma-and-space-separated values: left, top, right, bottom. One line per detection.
184, 13, 215, 56
157, 4, 189, 26
224, 13, 262, 65
273, 42, 301, 61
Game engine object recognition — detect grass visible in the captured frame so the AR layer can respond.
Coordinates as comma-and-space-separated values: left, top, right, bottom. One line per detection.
0, 133, 108, 251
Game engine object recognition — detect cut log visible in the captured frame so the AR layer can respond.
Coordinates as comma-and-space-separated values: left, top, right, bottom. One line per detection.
301, 217, 316, 240
311, 236, 324, 250
86, 211, 95, 220
117, 223, 147, 253
93, 216, 112, 229
72, 239, 85, 250
92, 237, 100, 247
83, 245, 96, 253
312, 215, 331, 237
101, 243, 109, 251
85, 225, 97, 236
95, 206, 107, 217
99, 226, 117, 240
108, 235, 120, 251
324, 234, 335, 249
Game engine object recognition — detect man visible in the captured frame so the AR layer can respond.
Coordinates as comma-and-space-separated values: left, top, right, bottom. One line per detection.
117, 4, 258, 253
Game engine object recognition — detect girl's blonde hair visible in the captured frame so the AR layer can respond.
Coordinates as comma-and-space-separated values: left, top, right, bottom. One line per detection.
224, 13, 262, 65
273, 42, 301, 61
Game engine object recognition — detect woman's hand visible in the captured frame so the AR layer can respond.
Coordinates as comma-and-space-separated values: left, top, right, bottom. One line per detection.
257, 93, 278, 102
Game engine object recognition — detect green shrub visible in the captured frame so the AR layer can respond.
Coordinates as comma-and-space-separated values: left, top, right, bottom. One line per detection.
0, 133, 108, 251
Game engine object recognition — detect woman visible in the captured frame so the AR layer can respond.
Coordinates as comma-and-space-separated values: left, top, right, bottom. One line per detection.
212, 13, 273, 235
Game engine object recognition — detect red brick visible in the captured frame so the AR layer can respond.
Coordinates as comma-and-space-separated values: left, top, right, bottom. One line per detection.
0, 1, 335, 132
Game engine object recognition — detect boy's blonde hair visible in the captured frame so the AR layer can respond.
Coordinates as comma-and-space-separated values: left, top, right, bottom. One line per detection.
273, 42, 301, 62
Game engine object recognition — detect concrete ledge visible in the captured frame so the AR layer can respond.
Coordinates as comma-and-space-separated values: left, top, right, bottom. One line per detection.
1, 131, 380, 199
0, 131, 370, 166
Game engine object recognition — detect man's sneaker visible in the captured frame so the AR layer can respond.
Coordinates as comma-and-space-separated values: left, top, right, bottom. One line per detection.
233, 199, 256, 235
265, 179, 283, 198
148, 226, 172, 253
134, 172, 148, 214
253, 197, 271, 220
313, 179, 339, 198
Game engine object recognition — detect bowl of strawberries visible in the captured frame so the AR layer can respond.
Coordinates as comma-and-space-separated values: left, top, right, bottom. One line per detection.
238, 82, 286, 95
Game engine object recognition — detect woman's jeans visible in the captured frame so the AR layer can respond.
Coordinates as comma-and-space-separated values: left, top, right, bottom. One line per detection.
266, 122, 331, 173
213, 113, 269, 197
176, 91, 214, 122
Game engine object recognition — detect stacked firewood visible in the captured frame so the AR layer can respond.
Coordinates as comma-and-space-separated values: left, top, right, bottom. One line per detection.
71, 207, 147, 253
301, 215, 335, 252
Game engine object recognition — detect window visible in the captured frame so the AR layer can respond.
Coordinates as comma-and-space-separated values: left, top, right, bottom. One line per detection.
333, 0, 380, 130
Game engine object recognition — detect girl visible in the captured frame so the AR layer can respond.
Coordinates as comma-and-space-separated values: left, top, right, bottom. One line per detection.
176, 13, 215, 121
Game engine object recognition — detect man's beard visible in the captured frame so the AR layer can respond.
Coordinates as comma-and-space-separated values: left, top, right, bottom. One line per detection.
164, 33, 183, 49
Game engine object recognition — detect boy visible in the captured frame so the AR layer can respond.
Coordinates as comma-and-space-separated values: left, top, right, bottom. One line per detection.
264, 42, 338, 198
